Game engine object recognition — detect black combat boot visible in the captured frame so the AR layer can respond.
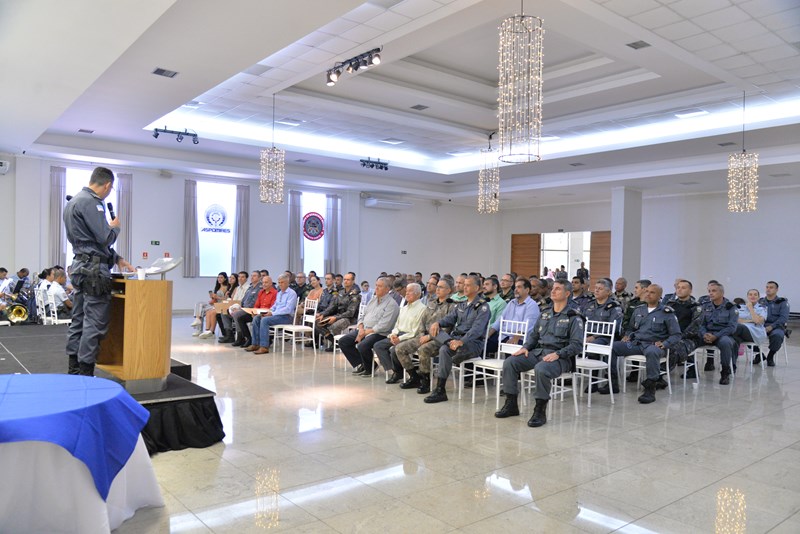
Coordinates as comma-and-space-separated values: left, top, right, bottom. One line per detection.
638, 379, 656, 404
494, 394, 520, 418
719, 366, 732, 385
68, 355, 80, 375
78, 362, 95, 377
424, 378, 448, 403
527, 399, 548, 427
766, 350, 776, 367
597, 377, 619, 395
626, 370, 639, 383
704, 358, 715, 372
416, 373, 431, 394
218, 329, 235, 343
399, 369, 421, 389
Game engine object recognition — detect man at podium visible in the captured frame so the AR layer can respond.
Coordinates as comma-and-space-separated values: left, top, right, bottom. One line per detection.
63, 167, 133, 376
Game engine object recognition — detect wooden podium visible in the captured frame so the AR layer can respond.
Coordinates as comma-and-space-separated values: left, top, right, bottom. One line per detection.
98, 279, 173, 393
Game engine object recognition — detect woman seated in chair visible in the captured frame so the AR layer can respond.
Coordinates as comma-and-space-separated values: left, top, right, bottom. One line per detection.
294, 274, 323, 325
193, 272, 230, 338
733, 289, 768, 362
36, 268, 54, 293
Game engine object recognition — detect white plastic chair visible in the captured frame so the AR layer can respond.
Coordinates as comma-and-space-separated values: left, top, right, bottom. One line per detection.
471, 319, 528, 409
271, 297, 300, 346
36, 288, 50, 325
280, 298, 318, 356
574, 320, 617, 410
520, 368, 578, 416
45, 291, 72, 326
623, 348, 672, 394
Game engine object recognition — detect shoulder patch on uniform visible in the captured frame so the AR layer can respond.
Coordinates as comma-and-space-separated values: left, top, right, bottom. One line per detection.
481, 305, 489, 312
605, 301, 619, 309
663, 306, 674, 313
724, 302, 735, 309
96, 205, 105, 212
775, 297, 787, 304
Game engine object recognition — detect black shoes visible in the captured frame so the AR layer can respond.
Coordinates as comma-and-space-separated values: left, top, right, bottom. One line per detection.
597, 380, 619, 395
719, 367, 731, 385
400, 370, 422, 389
638, 379, 656, 404
352, 364, 364, 374
527, 399, 548, 427
218, 334, 235, 343
654, 378, 668, 390
231, 338, 245, 347
68, 355, 79, 375
626, 371, 639, 383
704, 360, 715, 372
385, 372, 402, 384
78, 362, 95, 377
494, 394, 519, 418
416, 373, 431, 394
424, 378, 448, 403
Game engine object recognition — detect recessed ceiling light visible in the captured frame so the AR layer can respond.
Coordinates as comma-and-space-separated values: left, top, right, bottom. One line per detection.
380, 138, 405, 145
626, 40, 651, 50
182, 100, 205, 109
447, 151, 472, 157
152, 67, 178, 78
275, 118, 304, 127
410, 104, 429, 111
540, 135, 561, 141
718, 141, 737, 147
674, 109, 709, 119
442, 180, 454, 184
569, 162, 585, 167
679, 181, 699, 186
77, 128, 94, 134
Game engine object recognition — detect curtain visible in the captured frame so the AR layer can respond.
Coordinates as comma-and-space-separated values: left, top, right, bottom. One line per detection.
49, 166, 66, 267
232, 184, 249, 272
324, 194, 341, 275
115, 173, 133, 262
287, 190, 303, 273
183, 180, 199, 277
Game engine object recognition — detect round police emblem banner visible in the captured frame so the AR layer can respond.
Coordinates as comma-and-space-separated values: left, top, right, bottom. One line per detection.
302, 212, 325, 241
205, 204, 227, 228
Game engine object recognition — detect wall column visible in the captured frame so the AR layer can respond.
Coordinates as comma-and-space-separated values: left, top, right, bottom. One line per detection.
610, 187, 641, 283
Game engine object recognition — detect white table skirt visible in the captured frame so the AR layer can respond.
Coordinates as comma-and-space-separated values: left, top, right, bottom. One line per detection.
0, 435, 163, 533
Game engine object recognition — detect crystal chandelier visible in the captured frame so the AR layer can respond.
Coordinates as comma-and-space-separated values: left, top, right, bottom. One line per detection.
727, 92, 758, 213
478, 134, 500, 214
260, 94, 285, 204
498, 4, 544, 164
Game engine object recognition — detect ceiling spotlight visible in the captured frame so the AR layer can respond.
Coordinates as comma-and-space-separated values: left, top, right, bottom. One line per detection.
360, 57, 369, 69
176, 133, 183, 143
192, 135, 199, 145
359, 157, 389, 171
331, 69, 341, 82
370, 53, 381, 66
152, 130, 159, 139
326, 71, 336, 86
152, 127, 199, 146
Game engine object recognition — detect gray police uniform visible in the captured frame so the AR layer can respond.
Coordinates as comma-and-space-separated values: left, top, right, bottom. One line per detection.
699, 298, 739, 372
758, 296, 790, 355
394, 297, 456, 373
611, 304, 681, 381
582, 298, 623, 344
63, 187, 120, 369
435, 297, 490, 380
317, 287, 361, 339
502, 307, 584, 400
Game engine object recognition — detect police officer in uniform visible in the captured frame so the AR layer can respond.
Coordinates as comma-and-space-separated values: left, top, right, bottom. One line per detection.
665, 280, 704, 379
700, 282, 739, 384
570, 276, 593, 311
316, 272, 361, 351
599, 284, 680, 403
63, 167, 133, 376
621, 279, 651, 332
759, 280, 790, 366
425, 275, 490, 403
495, 280, 584, 427
614, 277, 633, 313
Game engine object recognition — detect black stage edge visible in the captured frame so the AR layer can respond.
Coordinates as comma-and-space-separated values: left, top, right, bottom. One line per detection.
0, 323, 225, 455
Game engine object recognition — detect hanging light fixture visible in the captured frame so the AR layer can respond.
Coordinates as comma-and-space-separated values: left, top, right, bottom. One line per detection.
498, 2, 544, 163
260, 93, 285, 204
727, 92, 758, 213
478, 133, 500, 214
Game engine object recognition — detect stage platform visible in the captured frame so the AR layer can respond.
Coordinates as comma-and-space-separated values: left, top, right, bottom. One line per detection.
0, 323, 225, 454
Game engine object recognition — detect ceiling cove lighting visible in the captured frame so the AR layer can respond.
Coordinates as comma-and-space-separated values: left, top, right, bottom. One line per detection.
325, 47, 382, 86
478, 133, 500, 214
727, 92, 758, 213
498, 4, 544, 163
260, 94, 285, 204
152, 126, 199, 144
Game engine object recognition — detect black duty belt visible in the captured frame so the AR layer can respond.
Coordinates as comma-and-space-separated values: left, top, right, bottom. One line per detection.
73, 254, 103, 263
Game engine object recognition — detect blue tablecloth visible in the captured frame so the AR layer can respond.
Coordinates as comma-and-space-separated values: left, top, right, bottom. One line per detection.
0, 374, 150, 500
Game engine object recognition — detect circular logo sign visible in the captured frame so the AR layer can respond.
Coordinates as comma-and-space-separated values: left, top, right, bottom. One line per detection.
302, 212, 325, 241
205, 204, 227, 227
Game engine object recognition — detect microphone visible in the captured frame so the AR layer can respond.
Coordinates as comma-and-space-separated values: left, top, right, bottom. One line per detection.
65, 195, 73, 201
107, 202, 116, 220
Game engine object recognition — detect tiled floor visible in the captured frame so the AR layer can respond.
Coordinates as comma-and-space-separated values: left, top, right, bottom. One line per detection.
118, 319, 800, 533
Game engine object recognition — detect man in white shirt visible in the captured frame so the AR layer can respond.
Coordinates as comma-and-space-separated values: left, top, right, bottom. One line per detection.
48, 268, 73, 319
373, 283, 426, 383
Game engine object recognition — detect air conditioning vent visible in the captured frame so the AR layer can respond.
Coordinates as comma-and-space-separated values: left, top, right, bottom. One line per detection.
152, 67, 179, 78
364, 198, 413, 210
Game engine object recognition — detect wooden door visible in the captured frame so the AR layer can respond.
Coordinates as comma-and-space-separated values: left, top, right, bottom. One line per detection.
511, 233, 541, 279
589, 231, 611, 281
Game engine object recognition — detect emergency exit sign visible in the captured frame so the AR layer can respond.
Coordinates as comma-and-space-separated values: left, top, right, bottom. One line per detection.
150, 240, 160, 245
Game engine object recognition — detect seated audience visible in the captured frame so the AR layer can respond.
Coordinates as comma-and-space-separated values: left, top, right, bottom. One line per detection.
196, 272, 230, 338
374, 283, 426, 383
570, 276, 592, 310
486, 277, 540, 355
621, 279, 651, 331
733, 289, 768, 362
483, 277, 508, 326
339, 277, 400, 375
316, 272, 361, 351
451, 274, 468, 302
498, 273, 516, 302
599, 284, 680, 402
317, 273, 339, 314
614, 277, 632, 312
236, 276, 277, 346
290, 272, 311, 301
759, 281, 790, 367
494, 280, 583, 427
37, 268, 54, 293
230, 271, 267, 347
425, 275, 490, 404
360, 280, 373, 304
664, 280, 704, 380
393, 276, 457, 392
48, 268, 73, 319
389, 279, 406, 305
245, 274, 297, 355
217, 271, 250, 343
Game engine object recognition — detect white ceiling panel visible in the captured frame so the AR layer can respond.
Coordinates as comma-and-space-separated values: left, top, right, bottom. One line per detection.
669, 0, 733, 18
603, 0, 662, 17
390, 0, 441, 18
693, 6, 752, 31
629, 6, 684, 29
654, 20, 705, 40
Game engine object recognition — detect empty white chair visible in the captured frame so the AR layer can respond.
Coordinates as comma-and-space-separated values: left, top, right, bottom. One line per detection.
472, 319, 528, 409
280, 298, 319, 356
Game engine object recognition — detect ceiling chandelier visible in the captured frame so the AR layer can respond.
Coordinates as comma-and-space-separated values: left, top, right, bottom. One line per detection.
478, 133, 500, 214
727, 92, 758, 213
260, 94, 285, 204
498, 3, 544, 164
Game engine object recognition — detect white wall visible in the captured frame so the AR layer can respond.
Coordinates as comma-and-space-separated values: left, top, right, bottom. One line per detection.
0, 156, 16, 270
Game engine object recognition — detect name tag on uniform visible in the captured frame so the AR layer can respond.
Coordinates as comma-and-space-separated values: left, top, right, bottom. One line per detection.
96, 205, 105, 212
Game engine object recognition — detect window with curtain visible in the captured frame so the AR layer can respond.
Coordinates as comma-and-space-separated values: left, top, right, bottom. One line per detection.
195, 181, 237, 277
63, 168, 118, 265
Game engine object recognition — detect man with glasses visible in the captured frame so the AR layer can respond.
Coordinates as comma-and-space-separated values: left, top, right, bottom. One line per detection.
498, 273, 516, 302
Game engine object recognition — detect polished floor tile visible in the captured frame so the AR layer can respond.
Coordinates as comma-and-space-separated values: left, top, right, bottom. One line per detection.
119, 317, 800, 532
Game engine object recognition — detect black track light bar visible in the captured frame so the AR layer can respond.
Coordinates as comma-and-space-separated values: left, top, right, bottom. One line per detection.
359, 157, 389, 171
153, 127, 199, 145
325, 47, 382, 86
